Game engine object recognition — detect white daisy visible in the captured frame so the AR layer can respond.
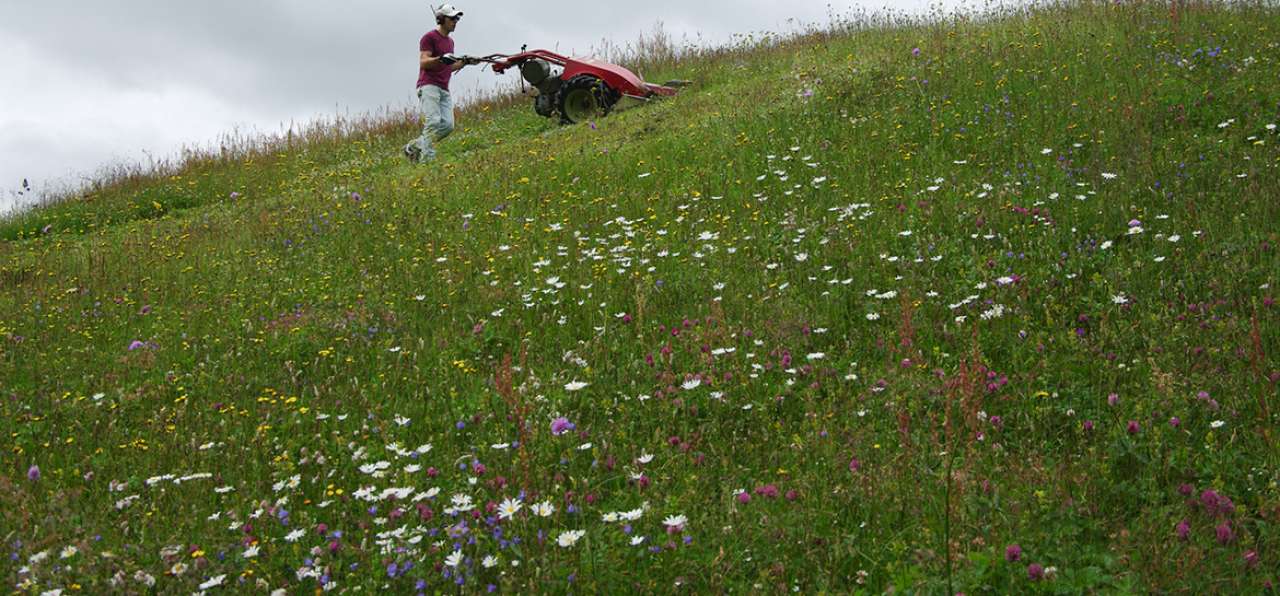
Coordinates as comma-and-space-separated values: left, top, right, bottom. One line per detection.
497, 497, 523, 520
557, 529, 586, 548
621, 508, 644, 521
532, 500, 555, 517
564, 381, 589, 392
445, 550, 464, 568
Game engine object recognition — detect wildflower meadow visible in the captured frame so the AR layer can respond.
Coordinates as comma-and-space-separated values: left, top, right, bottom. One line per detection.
2, 1, 1279, 592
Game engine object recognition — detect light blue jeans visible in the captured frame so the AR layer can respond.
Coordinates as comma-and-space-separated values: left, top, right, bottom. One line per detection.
405, 85, 454, 162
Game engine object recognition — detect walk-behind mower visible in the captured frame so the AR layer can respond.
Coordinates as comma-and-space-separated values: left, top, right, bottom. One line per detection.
454, 48, 690, 124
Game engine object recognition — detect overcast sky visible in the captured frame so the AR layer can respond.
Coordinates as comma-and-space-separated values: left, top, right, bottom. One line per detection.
0, 1, 963, 215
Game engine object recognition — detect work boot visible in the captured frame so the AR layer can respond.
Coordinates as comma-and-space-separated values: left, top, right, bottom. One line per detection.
403, 143, 422, 163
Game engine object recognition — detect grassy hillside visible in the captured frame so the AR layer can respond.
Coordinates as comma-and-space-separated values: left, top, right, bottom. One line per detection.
3, 2, 1279, 592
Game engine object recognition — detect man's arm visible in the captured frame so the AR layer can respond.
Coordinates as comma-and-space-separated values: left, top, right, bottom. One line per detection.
420, 51, 443, 71
420, 51, 471, 72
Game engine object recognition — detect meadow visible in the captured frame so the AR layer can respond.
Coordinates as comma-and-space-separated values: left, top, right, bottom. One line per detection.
2, 1, 1279, 592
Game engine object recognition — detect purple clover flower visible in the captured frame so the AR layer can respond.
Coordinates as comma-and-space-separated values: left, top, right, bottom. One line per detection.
550, 417, 575, 436
1027, 563, 1045, 581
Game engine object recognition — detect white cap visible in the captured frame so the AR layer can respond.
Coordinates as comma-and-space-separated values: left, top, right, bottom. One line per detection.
435, 4, 463, 18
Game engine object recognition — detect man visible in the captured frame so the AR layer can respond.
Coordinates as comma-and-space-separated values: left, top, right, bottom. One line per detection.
404, 4, 478, 163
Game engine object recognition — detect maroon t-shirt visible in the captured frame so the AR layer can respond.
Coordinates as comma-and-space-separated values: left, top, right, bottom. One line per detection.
417, 30, 455, 90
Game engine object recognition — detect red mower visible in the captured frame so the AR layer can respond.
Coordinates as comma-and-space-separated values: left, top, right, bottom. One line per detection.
464, 48, 690, 124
